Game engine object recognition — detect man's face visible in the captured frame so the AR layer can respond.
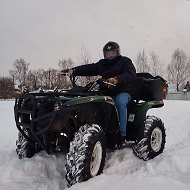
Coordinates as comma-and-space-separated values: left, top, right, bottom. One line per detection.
104, 49, 118, 59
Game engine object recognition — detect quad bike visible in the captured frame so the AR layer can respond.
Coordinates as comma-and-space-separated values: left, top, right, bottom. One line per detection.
14, 73, 168, 187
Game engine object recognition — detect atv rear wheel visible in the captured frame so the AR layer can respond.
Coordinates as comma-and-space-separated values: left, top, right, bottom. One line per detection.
16, 129, 36, 159
133, 115, 166, 161
65, 124, 106, 187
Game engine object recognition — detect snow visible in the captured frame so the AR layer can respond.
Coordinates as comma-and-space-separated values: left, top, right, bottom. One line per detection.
0, 100, 190, 190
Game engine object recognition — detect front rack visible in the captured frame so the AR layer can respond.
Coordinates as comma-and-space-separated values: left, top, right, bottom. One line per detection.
14, 93, 60, 154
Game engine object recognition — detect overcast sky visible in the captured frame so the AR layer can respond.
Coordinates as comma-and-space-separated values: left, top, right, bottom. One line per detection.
0, 0, 190, 76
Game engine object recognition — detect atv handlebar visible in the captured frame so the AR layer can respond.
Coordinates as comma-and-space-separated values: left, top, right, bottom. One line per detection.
60, 71, 116, 93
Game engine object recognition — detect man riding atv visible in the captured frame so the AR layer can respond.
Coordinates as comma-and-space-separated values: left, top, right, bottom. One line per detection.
14, 41, 167, 187
61, 41, 136, 145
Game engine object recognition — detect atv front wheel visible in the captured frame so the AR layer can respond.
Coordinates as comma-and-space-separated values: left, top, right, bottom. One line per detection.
133, 116, 166, 160
65, 124, 106, 187
16, 129, 36, 159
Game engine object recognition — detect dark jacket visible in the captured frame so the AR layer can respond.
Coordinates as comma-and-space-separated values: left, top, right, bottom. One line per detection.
73, 55, 136, 95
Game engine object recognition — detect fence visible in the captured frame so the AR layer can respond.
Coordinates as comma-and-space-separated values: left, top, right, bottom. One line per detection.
166, 92, 190, 100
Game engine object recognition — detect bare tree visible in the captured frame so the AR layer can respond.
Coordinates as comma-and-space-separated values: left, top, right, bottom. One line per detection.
46, 68, 59, 89
35, 69, 46, 88
9, 69, 17, 84
27, 70, 39, 90
149, 51, 164, 77
135, 49, 150, 73
0, 77, 14, 99
10, 58, 30, 87
78, 47, 98, 86
42, 70, 52, 89
58, 59, 75, 89
58, 58, 74, 70
81, 46, 93, 65
167, 48, 190, 91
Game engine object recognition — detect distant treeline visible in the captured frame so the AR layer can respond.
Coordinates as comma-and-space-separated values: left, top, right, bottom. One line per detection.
1, 48, 190, 99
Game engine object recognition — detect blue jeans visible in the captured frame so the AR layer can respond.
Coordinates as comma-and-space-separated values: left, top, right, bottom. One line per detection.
112, 93, 131, 137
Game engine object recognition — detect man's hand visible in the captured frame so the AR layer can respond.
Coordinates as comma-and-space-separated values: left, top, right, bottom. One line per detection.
105, 77, 118, 88
60, 69, 73, 76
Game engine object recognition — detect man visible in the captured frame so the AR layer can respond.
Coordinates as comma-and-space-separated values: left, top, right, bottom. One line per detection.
61, 41, 136, 143
184, 81, 190, 92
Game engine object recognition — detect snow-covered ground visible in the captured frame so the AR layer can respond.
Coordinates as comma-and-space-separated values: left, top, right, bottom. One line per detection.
0, 100, 190, 190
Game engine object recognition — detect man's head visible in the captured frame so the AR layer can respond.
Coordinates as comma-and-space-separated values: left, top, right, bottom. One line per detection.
103, 41, 120, 60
